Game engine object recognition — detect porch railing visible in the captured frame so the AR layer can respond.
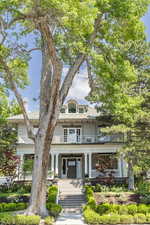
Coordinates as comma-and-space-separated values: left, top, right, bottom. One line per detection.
52, 134, 125, 144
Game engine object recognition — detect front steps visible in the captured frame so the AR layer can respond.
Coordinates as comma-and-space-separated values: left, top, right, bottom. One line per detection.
58, 179, 86, 213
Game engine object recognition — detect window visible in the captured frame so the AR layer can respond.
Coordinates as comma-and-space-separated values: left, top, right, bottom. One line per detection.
60, 107, 66, 113
68, 103, 76, 113
63, 128, 81, 143
79, 107, 84, 113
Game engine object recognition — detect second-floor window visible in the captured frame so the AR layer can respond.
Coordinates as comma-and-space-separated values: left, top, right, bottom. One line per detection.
64, 128, 81, 143
68, 103, 76, 113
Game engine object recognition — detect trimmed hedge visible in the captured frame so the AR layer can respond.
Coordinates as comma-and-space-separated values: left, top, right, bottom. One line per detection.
44, 216, 54, 225
84, 208, 150, 224
47, 185, 58, 203
46, 202, 62, 217
0, 202, 27, 212
0, 213, 40, 225
47, 185, 62, 217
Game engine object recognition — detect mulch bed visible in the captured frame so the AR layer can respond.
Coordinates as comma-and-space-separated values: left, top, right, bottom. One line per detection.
94, 192, 140, 205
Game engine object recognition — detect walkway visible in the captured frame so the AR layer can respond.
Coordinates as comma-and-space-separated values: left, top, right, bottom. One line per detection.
55, 179, 87, 225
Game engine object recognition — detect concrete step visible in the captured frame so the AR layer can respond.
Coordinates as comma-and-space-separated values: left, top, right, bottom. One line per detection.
60, 205, 84, 208
59, 195, 85, 199
59, 201, 85, 205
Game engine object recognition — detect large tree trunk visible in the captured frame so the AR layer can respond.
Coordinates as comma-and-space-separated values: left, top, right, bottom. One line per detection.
25, 123, 56, 217
128, 160, 135, 190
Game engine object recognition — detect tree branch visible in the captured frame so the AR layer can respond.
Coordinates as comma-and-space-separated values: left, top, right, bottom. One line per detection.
59, 15, 102, 105
86, 59, 95, 94
59, 54, 86, 105
38, 21, 63, 124
0, 57, 35, 141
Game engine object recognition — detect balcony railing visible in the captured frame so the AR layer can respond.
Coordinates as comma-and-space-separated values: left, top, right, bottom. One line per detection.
52, 134, 125, 144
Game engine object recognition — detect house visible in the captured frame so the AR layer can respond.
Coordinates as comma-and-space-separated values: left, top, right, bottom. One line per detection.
9, 99, 127, 180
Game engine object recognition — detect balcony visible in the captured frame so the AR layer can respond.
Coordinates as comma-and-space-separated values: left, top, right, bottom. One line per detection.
52, 134, 125, 144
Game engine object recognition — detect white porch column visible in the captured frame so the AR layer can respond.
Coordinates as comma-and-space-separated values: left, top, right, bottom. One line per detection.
19, 154, 24, 180
89, 153, 92, 178
55, 153, 59, 176
51, 153, 54, 179
84, 153, 88, 175
118, 157, 122, 177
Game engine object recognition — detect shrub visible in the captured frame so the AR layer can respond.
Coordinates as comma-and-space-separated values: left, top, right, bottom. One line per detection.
127, 204, 138, 215
138, 204, 149, 214
146, 214, 150, 223
0, 213, 40, 225
99, 214, 110, 224
107, 214, 120, 224
47, 203, 62, 217
94, 184, 102, 192
0, 212, 14, 224
110, 204, 120, 213
96, 203, 111, 215
0, 183, 31, 193
118, 205, 128, 215
140, 194, 150, 204
134, 213, 146, 224
120, 215, 134, 224
44, 216, 54, 225
87, 198, 96, 210
15, 215, 40, 225
136, 181, 150, 195
83, 208, 102, 224
47, 185, 58, 203
0, 202, 27, 212
15, 202, 27, 210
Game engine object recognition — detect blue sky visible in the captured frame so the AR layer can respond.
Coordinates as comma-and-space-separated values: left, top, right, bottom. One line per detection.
20, 10, 150, 111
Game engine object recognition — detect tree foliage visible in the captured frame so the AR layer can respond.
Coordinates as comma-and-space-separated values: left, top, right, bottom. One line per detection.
0, 98, 21, 182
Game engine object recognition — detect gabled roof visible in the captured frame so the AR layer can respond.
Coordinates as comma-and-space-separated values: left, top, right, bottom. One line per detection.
8, 106, 99, 123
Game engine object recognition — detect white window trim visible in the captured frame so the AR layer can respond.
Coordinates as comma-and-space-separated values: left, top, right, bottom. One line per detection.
63, 127, 82, 143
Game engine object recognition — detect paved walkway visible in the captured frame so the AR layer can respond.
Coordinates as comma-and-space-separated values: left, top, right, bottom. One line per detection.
54, 212, 87, 225
55, 179, 87, 225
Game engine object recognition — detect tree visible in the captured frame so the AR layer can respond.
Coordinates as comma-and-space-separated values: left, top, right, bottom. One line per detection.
0, 91, 21, 184
87, 39, 150, 190
0, 0, 149, 216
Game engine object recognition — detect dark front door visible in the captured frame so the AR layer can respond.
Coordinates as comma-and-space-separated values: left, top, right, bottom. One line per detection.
67, 159, 76, 178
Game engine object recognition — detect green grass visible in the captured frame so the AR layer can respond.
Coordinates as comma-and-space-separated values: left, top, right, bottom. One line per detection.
0, 192, 30, 198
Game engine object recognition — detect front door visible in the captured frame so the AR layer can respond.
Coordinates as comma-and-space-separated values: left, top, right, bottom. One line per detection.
61, 157, 82, 178
67, 159, 76, 178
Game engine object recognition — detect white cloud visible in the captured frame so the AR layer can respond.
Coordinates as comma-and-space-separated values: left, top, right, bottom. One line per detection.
67, 68, 90, 99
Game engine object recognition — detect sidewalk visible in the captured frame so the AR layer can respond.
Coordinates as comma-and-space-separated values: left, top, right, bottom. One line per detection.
54, 212, 87, 225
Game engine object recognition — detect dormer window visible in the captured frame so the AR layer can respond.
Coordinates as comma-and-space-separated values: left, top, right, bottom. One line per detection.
79, 107, 84, 113
68, 102, 76, 113
60, 107, 66, 113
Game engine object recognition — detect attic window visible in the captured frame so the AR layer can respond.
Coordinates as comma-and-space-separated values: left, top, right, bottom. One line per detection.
60, 107, 65, 113
79, 107, 84, 113
68, 102, 76, 113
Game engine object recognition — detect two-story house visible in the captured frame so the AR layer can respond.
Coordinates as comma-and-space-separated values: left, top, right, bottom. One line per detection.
9, 99, 127, 180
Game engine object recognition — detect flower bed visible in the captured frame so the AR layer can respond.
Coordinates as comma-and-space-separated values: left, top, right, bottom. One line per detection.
83, 186, 150, 224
